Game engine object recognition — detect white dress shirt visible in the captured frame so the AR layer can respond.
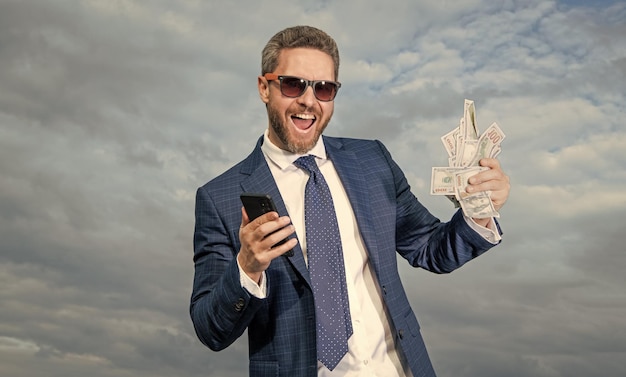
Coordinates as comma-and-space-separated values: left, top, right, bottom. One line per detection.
239, 130, 501, 376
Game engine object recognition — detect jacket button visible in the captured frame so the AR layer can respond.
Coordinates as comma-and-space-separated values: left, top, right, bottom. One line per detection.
398, 329, 404, 340
234, 298, 245, 312
382, 286, 387, 295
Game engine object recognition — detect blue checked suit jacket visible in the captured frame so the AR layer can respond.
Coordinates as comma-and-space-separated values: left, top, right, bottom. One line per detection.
191, 136, 500, 377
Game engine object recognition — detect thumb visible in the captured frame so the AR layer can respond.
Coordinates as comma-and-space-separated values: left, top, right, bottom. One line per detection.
240, 206, 251, 228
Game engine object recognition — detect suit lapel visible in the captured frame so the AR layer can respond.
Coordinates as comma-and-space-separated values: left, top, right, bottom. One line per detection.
239, 138, 311, 288
324, 137, 380, 269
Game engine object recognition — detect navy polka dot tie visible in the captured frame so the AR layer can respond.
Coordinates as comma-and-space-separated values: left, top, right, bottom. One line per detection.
294, 155, 352, 371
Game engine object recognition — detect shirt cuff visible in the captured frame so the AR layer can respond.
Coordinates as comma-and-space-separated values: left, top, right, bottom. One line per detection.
237, 257, 267, 299
463, 214, 502, 244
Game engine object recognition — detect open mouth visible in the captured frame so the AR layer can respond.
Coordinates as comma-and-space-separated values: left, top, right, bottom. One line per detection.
291, 114, 316, 130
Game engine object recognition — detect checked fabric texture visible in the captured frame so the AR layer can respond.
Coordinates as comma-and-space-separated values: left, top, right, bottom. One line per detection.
294, 155, 353, 371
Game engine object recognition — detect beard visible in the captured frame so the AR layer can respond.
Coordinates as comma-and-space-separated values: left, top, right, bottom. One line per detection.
267, 103, 331, 154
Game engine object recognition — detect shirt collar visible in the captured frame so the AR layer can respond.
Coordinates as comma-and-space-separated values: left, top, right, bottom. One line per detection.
261, 129, 327, 170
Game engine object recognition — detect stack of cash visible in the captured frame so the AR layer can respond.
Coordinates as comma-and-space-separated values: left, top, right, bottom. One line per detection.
430, 99, 505, 219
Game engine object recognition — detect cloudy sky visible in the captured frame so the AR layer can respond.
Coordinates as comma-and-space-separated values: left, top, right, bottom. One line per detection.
1, 0, 625, 376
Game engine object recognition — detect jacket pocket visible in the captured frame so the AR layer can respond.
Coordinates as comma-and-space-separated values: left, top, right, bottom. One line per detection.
404, 310, 421, 337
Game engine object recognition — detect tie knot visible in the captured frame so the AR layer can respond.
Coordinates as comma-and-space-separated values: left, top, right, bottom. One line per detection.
294, 155, 320, 175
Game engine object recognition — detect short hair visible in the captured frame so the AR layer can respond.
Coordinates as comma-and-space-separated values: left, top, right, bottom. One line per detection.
261, 25, 340, 80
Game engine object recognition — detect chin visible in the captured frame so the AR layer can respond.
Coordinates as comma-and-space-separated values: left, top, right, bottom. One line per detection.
286, 138, 317, 154
289, 126, 324, 152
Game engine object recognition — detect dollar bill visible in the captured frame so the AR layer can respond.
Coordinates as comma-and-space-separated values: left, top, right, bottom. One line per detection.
457, 100, 479, 167
440, 127, 459, 158
430, 99, 505, 218
454, 168, 499, 219
467, 122, 506, 166
459, 139, 479, 167
463, 99, 479, 140
431, 166, 488, 195
458, 191, 499, 218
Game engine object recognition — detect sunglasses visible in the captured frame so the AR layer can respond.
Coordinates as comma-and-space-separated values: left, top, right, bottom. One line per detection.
264, 74, 341, 102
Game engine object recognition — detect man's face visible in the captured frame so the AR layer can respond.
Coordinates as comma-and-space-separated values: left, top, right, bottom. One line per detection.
258, 48, 336, 154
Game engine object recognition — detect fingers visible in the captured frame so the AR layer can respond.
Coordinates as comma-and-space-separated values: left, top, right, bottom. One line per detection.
248, 214, 294, 251
468, 161, 502, 186
238, 208, 298, 277
263, 225, 298, 256
241, 206, 251, 225
466, 158, 511, 210
478, 157, 500, 170
240, 205, 277, 231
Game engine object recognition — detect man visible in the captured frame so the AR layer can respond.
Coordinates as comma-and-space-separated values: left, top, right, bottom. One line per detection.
190, 25, 510, 377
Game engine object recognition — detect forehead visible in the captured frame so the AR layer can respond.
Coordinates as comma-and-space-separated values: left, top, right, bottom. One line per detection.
275, 48, 335, 80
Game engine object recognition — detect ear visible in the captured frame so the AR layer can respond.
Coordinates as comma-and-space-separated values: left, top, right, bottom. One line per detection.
258, 76, 270, 104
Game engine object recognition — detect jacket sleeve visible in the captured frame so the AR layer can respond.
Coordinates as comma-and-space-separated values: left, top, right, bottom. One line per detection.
189, 185, 266, 351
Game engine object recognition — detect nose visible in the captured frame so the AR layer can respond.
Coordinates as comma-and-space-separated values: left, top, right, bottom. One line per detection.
296, 85, 316, 107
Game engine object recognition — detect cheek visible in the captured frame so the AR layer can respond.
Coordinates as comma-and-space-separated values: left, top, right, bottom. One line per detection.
267, 94, 292, 111
321, 103, 334, 119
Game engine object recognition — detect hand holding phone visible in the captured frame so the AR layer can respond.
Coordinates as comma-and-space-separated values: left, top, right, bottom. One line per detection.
240, 193, 294, 257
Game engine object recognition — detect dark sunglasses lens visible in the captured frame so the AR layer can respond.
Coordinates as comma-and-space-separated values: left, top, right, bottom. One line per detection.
280, 77, 306, 97
314, 82, 337, 101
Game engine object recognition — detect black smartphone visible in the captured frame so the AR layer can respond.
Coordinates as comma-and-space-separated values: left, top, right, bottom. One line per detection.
240, 193, 294, 257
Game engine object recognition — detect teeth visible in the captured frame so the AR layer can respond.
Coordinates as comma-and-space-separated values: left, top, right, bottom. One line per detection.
293, 114, 315, 120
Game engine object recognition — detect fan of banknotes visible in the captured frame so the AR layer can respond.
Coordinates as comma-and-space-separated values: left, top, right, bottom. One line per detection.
430, 99, 506, 219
